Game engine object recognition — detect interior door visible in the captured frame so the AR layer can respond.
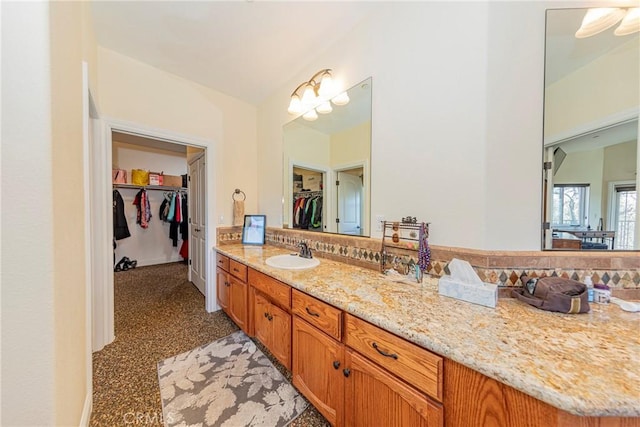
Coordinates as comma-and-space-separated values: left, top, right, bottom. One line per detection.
337, 171, 363, 235
188, 154, 206, 295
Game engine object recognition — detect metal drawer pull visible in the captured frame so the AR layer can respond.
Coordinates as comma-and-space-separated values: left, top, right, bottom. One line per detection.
372, 342, 398, 360
333, 361, 340, 369
305, 307, 320, 317
343, 368, 351, 377
264, 312, 269, 318
267, 314, 273, 321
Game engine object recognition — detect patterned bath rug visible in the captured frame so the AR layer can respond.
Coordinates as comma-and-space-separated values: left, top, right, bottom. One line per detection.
158, 331, 307, 427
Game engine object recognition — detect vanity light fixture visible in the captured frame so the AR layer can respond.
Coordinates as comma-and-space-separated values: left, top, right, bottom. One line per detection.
287, 68, 350, 120
575, 7, 639, 38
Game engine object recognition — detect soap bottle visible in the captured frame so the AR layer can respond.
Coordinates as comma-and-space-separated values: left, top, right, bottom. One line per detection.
584, 276, 594, 303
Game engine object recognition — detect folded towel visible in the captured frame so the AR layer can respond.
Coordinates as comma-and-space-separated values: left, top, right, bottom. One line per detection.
233, 200, 245, 226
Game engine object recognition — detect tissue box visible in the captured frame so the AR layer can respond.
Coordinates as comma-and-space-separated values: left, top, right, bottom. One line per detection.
438, 276, 498, 308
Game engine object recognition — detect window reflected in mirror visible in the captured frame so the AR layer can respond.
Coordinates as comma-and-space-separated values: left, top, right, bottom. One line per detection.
543, 9, 639, 251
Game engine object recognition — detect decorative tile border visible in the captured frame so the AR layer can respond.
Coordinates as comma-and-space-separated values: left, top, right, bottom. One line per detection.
216, 226, 640, 293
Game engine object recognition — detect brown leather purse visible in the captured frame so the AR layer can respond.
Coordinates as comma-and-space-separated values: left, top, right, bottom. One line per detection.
512, 276, 590, 314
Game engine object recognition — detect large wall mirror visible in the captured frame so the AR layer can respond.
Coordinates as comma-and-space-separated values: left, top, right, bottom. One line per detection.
543, 8, 639, 251
283, 77, 372, 236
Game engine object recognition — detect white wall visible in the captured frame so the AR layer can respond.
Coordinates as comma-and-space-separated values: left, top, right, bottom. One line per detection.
259, 2, 492, 249
257, 1, 630, 251
1, 2, 55, 424
545, 36, 639, 138
98, 47, 258, 231
113, 142, 188, 267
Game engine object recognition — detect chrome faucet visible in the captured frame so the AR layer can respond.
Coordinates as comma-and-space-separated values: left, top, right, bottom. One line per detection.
298, 242, 313, 259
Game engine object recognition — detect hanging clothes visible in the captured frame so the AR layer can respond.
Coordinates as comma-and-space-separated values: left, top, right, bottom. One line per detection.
180, 193, 189, 241
167, 192, 176, 222
309, 196, 323, 229
133, 189, 152, 228
292, 193, 323, 230
113, 189, 130, 240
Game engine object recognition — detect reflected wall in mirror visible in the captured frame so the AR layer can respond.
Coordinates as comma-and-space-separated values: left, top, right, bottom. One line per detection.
543, 8, 639, 251
283, 77, 372, 236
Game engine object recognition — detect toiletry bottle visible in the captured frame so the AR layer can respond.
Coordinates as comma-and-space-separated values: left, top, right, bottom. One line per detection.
584, 276, 594, 303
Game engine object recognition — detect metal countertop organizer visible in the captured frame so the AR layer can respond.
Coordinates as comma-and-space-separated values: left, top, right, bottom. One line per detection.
381, 217, 430, 283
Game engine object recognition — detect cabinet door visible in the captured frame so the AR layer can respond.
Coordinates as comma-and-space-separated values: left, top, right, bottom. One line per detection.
228, 275, 247, 332
269, 302, 292, 370
292, 316, 344, 427
216, 268, 229, 312
253, 291, 271, 347
344, 349, 443, 427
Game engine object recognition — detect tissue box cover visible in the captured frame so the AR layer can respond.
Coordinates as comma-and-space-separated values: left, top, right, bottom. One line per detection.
438, 276, 498, 308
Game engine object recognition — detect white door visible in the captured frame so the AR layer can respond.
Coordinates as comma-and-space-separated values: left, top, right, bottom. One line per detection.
337, 171, 363, 235
188, 154, 206, 295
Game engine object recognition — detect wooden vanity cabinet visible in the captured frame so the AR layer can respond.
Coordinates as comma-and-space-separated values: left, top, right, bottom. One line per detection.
292, 289, 443, 427
344, 349, 443, 427
227, 274, 247, 332
445, 360, 640, 427
215, 267, 230, 311
292, 315, 345, 426
248, 268, 292, 370
215, 253, 248, 333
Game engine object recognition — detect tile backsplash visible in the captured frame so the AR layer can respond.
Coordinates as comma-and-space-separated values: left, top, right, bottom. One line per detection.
217, 226, 640, 295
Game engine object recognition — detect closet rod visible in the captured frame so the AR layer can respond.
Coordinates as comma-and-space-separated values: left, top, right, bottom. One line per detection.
113, 183, 187, 191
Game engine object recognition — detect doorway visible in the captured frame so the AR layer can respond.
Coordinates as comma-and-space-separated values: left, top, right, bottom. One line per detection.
336, 167, 364, 235
91, 119, 213, 352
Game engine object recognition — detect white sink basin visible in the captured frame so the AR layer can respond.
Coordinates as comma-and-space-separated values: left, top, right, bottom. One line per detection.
265, 254, 320, 270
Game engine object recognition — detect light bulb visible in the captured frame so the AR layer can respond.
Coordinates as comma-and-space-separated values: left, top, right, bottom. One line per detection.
303, 109, 318, 121
287, 95, 302, 114
301, 84, 317, 109
331, 92, 350, 106
316, 101, 332, 114
615, 8, 640, 36
575, 8, 626, 38
318, 73, 334, 98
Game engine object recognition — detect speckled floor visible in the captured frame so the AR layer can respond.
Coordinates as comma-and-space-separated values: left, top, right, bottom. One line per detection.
90, 262, 329, 426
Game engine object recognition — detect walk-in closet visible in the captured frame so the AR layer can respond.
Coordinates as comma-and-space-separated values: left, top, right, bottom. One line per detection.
111, 131, 205, 294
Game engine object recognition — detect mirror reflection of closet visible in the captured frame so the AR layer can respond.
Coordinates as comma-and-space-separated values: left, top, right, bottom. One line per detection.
283, 77, 372, 236
292, 166, 325, 231
542, 8, 639, 251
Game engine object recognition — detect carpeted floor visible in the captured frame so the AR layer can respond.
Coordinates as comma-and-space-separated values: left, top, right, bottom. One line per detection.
90, 262, 329, 426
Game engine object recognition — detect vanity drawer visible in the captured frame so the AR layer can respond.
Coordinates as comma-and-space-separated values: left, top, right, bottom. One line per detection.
292, 289, 342, 341
229, 259, 248, 282
344, 313, 443, 402
216, 253, 229, 271
248, 268, 291, 309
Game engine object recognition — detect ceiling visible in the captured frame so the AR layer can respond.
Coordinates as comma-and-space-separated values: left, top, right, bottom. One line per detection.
545, 8, 639, 150
90, 1, 379, 105
545, 8, 639, 86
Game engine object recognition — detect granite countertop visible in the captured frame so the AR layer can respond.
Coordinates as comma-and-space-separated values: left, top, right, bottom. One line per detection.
215, 244, 640, 417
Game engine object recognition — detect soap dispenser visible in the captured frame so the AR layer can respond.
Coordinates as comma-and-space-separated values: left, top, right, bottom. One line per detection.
584, 276, 594, 303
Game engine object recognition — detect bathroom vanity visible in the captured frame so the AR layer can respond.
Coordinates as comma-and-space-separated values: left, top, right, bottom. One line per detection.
215, 244, 639, 427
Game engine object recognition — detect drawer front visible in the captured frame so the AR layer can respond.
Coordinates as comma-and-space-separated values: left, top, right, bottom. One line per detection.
248, 269, 291, 309
216, 253, 229, 271
229, 259, 248, 282
292, 289, 342, 341
344, 313, 443, 402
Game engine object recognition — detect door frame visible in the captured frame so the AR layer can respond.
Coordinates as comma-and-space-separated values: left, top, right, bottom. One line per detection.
91, 117, 214, 351
286, 159, 330, 231
331, 159, 369, 236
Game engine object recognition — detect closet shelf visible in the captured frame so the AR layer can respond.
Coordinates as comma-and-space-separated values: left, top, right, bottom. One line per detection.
113, 183, 187, 191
